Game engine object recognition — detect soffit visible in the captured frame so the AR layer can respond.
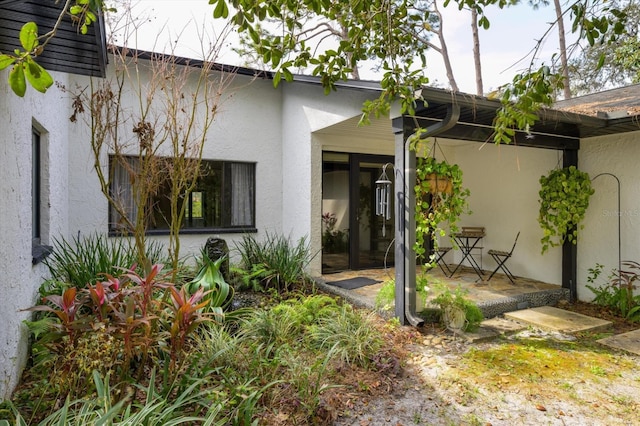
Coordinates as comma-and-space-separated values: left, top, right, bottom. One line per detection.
314, 115, 395, 143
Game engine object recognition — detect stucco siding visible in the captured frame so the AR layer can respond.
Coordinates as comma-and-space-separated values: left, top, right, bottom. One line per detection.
281, 83, 386, 275
579, 131, 640, 300
443, 140, 562, 285
0, 72, 71, 399
67, 61, 284, 265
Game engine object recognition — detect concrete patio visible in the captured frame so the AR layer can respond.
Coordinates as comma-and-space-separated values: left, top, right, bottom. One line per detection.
315, 266, 640, 356
316, 264, 569, 319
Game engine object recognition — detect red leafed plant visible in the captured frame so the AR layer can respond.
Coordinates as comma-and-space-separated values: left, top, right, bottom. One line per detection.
24, 263, 215, 399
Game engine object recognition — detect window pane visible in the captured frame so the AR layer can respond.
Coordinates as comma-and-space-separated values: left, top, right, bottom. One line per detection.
32, 129, 40, 241
109, 156, 255, 232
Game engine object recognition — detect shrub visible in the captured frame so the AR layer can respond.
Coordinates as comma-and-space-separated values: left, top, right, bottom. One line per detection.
586, 261, 640, 322
432, 284, 484, 332
308, 305, 383, 367
234, 232, 315, 293
41, 233, 165, 296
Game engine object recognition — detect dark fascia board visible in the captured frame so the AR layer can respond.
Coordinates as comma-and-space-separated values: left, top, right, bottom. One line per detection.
110, 46, 273, 79
414, 86, 633, 144
417, 86, 606, 128
0, 0, 107, 77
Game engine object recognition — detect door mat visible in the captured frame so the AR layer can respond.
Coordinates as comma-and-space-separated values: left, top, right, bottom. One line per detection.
327, 277, 381, 290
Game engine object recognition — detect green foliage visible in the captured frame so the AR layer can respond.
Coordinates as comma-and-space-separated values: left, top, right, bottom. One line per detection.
569, 1, 640, 95
210, 0, 430, 118
432, 284, 484, 332
538, 166, 594, 254
1, 1, 108, 96
23, 263, 220, 406
493, 65, 560, 144
0, 22, 53, 97
308, 305, 384, 367
41, 233, 165, 296
586, 261, 640, 322
234, 232, 315, 293
413, 155, 471, 262
375, 277, 431, 312
186, 252, 233, 315
3, 370, 226, 425
13, 290, 395, 424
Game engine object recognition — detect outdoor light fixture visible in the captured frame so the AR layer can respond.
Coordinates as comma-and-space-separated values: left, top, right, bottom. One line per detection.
375, 163, 393, 237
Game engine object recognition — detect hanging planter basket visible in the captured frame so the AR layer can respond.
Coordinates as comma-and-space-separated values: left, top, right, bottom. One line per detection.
426, 173, 453, 194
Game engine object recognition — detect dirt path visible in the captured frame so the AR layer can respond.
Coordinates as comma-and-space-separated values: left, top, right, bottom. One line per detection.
333, 317, 640, 426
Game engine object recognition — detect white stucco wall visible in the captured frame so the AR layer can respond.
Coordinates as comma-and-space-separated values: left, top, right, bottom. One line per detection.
579, 131, 640, 300
0, 72, 71, 399
67, 61, 284, 265
438, 140, 563, 285
280, 82, 388, 275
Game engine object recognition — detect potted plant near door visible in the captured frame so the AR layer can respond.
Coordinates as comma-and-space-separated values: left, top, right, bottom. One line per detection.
538, 165, 595, 254
414, 156, 471, 262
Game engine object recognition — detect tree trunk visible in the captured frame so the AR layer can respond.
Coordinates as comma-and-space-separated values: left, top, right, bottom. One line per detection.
471, 8, 483, 96
554, 0, 572, 99
433, 1, 459, 92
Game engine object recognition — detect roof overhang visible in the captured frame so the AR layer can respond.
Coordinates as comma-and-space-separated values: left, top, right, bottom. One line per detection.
405, 86, 640, 149
0, 0, 108, 77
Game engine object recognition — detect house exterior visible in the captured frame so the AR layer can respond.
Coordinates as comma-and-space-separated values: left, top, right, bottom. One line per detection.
2, 5, 640, 399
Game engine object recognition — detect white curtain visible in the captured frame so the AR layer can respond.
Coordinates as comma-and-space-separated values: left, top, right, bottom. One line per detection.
230, 163, 254, 226
110, 157, 139, 231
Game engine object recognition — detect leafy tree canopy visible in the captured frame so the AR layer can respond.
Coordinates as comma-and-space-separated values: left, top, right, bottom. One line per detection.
0, 0, 630, 143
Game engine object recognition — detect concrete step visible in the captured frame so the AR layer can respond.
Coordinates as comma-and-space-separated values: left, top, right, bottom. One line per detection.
503, 306, 612, 334
597, 329, 640, 355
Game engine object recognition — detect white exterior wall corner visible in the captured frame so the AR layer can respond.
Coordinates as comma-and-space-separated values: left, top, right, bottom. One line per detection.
280, 82, 382, 276
0, 71, 72, 399
579, 131, 640, 301
67, 59, 284, 265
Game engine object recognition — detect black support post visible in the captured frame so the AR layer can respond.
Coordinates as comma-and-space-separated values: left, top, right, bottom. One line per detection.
562, 149, 579, 302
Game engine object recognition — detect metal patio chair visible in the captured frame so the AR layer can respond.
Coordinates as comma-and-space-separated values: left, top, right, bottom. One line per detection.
433, 246, 453, 277
487, 231, 520, 284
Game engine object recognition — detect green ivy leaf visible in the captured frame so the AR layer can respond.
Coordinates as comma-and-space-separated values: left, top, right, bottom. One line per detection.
9, 63, 27, 97
24, 57, 53, 93
0, 54, 16, 70
19, 22, 39, 52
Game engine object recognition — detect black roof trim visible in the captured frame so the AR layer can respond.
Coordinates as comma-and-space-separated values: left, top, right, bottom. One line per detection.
111, 45, 274, 79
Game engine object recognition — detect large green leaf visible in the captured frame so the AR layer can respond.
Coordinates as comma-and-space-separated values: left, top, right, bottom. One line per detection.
9, 63, 26, 97
0, 54, 15, 70
19, 22, 39, 52
24, 57, 53, 93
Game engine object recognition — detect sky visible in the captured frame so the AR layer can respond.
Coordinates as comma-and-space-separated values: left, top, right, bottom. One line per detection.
111, 0, 569, 95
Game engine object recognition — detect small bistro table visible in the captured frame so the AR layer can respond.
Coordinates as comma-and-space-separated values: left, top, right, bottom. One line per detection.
450, 227, 485, 281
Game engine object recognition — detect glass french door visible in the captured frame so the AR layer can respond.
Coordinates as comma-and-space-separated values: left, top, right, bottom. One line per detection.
321, 152, 394, 273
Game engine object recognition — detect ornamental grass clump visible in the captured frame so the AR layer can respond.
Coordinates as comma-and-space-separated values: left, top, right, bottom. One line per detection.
234, 232, 315, 293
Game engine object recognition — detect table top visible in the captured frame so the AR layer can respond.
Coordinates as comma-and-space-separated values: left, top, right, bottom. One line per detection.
454, 227, 485, 238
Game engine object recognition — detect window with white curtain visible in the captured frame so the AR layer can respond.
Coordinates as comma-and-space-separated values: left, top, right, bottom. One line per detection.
109, 156, 255, 233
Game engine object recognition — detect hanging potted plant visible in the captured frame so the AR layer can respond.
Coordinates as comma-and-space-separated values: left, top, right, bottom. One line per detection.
414, 156, 471, 262
538, 165, 595, 254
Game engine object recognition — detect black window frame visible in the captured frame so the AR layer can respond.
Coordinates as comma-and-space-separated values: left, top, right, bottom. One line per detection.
31, 127, 52, 264
109, 156, 257, 235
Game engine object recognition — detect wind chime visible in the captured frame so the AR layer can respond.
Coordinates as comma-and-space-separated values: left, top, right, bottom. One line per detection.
375, 163, 392, 237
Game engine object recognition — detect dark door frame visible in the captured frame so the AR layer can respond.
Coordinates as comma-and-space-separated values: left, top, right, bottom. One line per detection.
348, 153, 395, 270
